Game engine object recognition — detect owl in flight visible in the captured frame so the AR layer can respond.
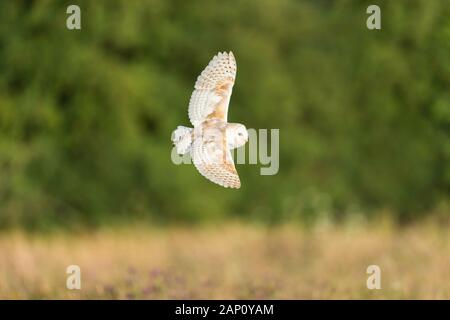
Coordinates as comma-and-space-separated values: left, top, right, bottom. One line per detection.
171, 51, 248, 188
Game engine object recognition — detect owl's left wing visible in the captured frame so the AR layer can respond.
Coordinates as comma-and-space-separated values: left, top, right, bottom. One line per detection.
191, 133, 241, 189
188, 52, 237, 127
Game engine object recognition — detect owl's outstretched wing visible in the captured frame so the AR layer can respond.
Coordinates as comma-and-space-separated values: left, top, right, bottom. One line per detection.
191, 133, 241, 189
188, 51, 237, 127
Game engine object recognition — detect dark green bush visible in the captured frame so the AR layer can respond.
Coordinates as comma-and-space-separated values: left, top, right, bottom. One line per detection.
0, 0, 448, 228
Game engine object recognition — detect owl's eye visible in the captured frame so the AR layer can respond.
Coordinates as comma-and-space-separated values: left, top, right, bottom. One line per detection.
238, 132, 243, 136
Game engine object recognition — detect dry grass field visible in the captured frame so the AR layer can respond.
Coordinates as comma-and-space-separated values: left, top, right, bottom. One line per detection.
0, 222, 449, 299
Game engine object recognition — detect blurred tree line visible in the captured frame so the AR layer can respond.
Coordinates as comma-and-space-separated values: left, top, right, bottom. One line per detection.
0, 0, 449, 229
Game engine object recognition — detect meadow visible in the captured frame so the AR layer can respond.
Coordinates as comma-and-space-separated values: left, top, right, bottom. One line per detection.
1, 221, 449, 299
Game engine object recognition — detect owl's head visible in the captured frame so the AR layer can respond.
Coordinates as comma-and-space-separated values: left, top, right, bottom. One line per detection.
227, 123, 248, 149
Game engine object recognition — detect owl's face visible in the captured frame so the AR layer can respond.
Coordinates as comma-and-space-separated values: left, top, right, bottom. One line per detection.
227, 123, 248, 149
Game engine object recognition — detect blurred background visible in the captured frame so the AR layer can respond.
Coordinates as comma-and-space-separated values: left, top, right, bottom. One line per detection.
1, 0, 450, 300
0, 0, 449, 230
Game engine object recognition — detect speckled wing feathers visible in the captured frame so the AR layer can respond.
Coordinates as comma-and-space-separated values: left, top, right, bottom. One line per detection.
188, 52, 237, 126
191, 133, 241, 189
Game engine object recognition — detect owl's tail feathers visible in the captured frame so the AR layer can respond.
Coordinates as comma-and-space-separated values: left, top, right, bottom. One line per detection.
171, 126, 193, 155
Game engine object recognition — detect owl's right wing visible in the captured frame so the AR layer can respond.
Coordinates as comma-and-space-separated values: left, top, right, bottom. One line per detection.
191, 134, 241, 189
188, 52, 237, 126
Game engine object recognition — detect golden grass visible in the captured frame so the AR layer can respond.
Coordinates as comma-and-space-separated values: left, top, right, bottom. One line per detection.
0, 222, 449, 299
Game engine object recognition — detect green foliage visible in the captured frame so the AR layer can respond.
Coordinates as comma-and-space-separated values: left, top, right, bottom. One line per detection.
0, 0, 448, 228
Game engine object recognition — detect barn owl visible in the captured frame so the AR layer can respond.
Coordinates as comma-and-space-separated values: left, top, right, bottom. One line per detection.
171, 51, 248, 188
